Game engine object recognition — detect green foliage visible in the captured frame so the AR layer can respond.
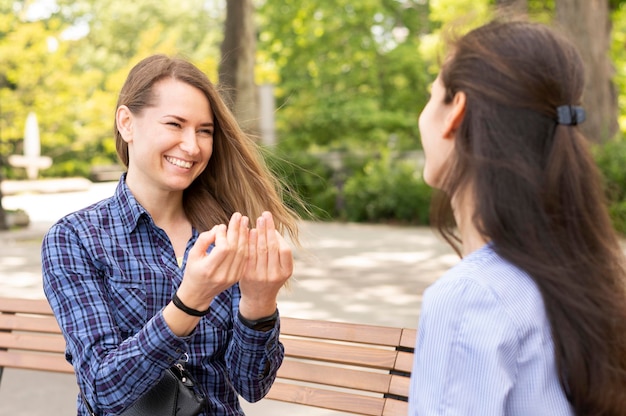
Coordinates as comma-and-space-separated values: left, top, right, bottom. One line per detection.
258, 0, 431, 154
611, 4, 626, 133
593, 138, 626, 234
264, 149, 337, 221
265, 146, 432, 225
342, 151, 431, 224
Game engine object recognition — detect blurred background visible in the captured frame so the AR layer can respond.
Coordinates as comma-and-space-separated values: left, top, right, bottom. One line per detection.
1, 0, 625, 234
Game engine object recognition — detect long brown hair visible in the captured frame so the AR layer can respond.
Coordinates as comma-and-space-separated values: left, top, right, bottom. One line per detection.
433, 20, 626, 414
114, 54, 301, 243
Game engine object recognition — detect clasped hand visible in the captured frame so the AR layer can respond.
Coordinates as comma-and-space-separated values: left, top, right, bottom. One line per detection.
176, 211, 293, 319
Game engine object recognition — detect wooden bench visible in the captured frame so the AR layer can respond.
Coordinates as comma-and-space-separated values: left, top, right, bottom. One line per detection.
0, 297, 416, 415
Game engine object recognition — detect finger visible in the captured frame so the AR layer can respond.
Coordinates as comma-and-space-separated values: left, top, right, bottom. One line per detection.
234, 215, 250, 271
247, 227, 258, 272
263, 212, 279, 251
276, 231, 294, 277
256, 215, 269, 269
238, 215, 250, 248
212, 223, 229, 249
188, 226, 219, 261
263, 213, 282, 278
226, 212, 243, 245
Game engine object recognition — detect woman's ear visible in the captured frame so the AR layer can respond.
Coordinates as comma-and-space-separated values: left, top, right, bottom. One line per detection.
116, 105, 134, 143
442, 91, 466, 139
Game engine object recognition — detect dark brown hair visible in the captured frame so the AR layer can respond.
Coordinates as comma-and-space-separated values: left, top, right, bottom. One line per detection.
114, 54, 301, 242
434, 20, 626, 414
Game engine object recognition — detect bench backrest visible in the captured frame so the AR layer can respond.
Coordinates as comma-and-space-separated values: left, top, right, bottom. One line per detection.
0, 298, 416, 415
0, 297, 72, 375
269, 317, 416, 415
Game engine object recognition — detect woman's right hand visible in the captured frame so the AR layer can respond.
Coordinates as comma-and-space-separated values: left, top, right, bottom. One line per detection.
164, 213, 249, 335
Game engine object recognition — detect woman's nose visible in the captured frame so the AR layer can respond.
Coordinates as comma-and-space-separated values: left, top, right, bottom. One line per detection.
180, 128, 200, 155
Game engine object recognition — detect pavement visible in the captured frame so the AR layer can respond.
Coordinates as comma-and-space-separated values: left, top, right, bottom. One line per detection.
0, 179, 459, 415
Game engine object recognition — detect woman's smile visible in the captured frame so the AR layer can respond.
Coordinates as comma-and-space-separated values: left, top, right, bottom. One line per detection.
165, 156, 194, 169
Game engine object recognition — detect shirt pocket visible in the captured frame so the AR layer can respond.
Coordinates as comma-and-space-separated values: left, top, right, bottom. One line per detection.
104, 259, 149, 338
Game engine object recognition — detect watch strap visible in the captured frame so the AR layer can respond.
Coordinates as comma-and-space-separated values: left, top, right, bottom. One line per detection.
237, 309, 278, 332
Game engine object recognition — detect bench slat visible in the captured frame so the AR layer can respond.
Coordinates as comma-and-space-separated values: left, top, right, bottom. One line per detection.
266, 381, 385, 416
0, 350, 73, 374
277, 360, 392, 394
400, 328, 417, 349
382, 397, 409, 416
388, 374, 410, 398
282, 338, 397, 370
0, 332, 66, 353
393, 350, 413, 374
0, 314, 62, 334
281, 317, 403, 346
0, 298, 54, 315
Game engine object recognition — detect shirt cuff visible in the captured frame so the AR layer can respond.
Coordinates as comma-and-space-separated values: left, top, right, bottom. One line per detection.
136, 310, 192, 366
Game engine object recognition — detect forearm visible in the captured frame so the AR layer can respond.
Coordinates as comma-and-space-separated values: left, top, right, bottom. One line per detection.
225, 314, 284, 402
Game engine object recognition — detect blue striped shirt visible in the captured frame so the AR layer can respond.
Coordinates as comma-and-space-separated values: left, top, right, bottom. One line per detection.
42, 177, 283, 416
409, 244, 573, 415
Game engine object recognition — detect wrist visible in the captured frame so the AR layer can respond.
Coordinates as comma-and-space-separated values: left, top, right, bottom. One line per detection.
237, 309, 278, 332
171, 291, 211, 317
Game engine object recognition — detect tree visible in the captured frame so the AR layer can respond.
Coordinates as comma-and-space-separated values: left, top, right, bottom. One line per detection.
219, 0, 259, 136
257, 0, 431, 153
555, 0, 618, 142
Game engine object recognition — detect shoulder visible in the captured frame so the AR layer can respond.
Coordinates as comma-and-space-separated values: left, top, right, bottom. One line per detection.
424, 244, 548, 340
46, 197, 117, 238
45, 179, 141, 240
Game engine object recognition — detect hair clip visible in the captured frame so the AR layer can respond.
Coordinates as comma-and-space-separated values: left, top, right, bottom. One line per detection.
556, 105, 586, 126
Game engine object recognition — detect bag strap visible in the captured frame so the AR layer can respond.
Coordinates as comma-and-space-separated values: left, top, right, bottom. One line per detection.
80, 389, 97, 416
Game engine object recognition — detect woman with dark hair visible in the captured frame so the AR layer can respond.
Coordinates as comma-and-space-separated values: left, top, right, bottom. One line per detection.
410, 20, 626, 415
42, 55, 301, 415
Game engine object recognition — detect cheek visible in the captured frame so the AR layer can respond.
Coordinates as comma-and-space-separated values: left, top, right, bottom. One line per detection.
418, 106, 429, 139
418, 107, 435, 157
198, 139, 214, 169
200, 137, 213, 154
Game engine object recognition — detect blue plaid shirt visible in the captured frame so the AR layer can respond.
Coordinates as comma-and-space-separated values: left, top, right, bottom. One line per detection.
42, 176, 284, 416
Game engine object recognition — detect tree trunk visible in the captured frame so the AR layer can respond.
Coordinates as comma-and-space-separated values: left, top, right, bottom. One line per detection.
219, 0, 259, 137
555, 0, 618, 142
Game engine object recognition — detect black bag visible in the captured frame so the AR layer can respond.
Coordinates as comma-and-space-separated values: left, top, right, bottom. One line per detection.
81, 361, 206, 416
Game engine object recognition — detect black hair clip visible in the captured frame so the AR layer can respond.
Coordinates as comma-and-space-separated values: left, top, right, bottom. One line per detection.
556, 105, 586, 126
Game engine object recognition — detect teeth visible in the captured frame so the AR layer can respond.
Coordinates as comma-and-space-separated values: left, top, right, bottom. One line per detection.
166, 157, 193, 169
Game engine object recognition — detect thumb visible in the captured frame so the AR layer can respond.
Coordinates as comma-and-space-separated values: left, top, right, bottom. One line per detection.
188, 226, 219, 261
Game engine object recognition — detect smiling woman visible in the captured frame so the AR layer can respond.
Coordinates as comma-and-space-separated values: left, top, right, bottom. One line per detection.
41, 54, 303, 416
116, 77, 215, 202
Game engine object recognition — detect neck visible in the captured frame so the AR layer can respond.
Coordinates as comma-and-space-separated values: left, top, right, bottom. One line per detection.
126, 177, 186, 228
451, 187, 489, 257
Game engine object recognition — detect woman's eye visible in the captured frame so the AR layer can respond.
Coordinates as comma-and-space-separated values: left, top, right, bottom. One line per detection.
199, 129, 214, 137
167, 122, 182, 128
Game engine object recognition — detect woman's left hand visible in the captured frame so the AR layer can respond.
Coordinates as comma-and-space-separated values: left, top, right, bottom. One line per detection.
238, 211, 293, 320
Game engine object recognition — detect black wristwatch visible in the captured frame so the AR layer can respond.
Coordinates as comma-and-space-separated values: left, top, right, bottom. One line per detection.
237, 309, 278, 332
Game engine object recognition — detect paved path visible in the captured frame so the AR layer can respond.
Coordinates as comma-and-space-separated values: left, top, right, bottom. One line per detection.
0, 180, 458, 415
